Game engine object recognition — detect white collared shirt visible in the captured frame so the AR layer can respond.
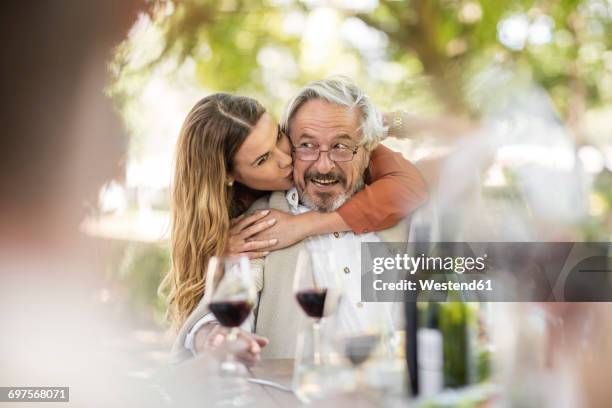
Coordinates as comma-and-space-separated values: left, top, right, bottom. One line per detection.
185, 188, 400, 354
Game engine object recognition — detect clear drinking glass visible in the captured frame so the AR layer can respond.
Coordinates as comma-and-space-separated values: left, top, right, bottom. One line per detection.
204, 255, 256, 376
334, 302, 399, 391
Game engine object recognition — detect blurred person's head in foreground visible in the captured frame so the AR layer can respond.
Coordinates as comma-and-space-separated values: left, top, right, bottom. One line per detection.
281, 76, 384, 211
0, 2, 168, 407
0, 1, 141, 253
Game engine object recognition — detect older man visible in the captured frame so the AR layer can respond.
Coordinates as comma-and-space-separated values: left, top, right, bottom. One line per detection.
173, 77, 413, 361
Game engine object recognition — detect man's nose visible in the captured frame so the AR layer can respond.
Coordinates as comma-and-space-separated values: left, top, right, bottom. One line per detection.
313, 150, 335, 174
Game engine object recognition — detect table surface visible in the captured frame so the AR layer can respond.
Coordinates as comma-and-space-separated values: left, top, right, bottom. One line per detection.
161, 355, 495, 407
160, 357, 300, 407
160, 357, 405, 407
248, 359, 301, 407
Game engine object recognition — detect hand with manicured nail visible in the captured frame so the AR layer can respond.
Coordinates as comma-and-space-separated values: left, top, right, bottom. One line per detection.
227, 209, 279, 259
250, 209, 315, 251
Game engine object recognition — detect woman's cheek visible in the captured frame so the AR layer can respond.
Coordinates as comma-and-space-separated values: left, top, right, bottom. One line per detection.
280, 137, 291, 155
261, 166, 280, 190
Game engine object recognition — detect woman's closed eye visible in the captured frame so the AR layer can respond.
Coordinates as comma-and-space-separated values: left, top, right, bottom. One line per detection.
253, 129, 288, 166
254, 153, 270, 166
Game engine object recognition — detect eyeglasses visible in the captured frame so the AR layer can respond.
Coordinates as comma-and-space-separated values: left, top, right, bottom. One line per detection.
292, 144, 360, 162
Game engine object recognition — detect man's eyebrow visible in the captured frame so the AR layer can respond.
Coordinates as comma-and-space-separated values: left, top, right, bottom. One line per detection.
297, 133, 316, 141
334, 133, 352, 142
296, 133, 354, 145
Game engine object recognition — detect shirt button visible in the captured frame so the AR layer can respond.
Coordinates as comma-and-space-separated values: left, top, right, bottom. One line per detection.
343, 267, 350, 274
356, 302, 364, 308
333, 232, 340, 238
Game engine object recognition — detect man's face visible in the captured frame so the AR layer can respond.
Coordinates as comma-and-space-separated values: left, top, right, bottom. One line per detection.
289, 99, 369, 211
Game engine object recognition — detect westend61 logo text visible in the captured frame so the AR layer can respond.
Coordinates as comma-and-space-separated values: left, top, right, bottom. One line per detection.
372, 253, 488, 275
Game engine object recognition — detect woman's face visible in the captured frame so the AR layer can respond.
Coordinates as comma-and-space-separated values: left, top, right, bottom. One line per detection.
232, 112, 294, 191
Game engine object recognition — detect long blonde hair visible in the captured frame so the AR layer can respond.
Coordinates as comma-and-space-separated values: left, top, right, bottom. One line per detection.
159, 93, 265, 329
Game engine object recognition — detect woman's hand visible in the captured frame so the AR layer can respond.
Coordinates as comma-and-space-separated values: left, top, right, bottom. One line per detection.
228, 210, 279, 259
194, 322, 268, 366
250, 210, 313, 251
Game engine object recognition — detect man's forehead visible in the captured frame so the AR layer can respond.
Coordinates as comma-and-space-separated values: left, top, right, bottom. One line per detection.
290, 99, 361, 140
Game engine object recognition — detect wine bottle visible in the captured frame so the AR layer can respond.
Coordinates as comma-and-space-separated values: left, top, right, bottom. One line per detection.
417, 301, 443, 397
438, 301, 478, 388
404, 221, 480, 397
415, 300, 479, 396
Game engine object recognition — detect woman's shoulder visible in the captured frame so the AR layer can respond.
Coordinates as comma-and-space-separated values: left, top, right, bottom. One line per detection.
247, 191, 288, 213
248, 194, 272, 211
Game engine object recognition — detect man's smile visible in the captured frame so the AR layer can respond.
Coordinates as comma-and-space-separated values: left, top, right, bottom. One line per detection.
306, 172, 345, 191
311, 177, 338, 186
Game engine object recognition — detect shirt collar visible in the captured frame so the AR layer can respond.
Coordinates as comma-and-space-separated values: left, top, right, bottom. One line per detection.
285, 187, 349, 238
285, 187, 300, 211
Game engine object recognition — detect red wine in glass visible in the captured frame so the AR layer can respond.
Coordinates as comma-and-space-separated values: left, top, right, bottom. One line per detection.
209, 300, 253, 327
295, 288, 328, 319
204, 255, 256, 378
293, 250, 343, 367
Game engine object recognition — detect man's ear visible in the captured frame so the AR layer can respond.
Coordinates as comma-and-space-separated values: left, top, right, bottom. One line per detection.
362, 150, 372, 184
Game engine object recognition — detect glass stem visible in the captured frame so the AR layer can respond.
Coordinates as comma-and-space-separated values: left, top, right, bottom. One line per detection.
356, 366, 365, 387
226, 326, 239, 365
313, 319, 322, 366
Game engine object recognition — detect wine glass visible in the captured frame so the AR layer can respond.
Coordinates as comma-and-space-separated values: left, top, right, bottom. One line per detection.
293, 249, 343, 366
204, 255, 256, 376
335, 302, 395, 391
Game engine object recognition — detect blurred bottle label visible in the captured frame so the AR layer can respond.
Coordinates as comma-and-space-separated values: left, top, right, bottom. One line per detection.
417, 328, 443, 397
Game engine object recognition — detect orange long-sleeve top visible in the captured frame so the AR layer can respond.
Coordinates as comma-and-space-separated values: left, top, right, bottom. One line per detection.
338, 144, 428, 234
232, 144, 429, 233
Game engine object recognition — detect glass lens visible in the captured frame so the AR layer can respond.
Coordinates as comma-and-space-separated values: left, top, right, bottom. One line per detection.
329, 148, 353, 162
295, 147, 355, 161
295, 147, 318, 161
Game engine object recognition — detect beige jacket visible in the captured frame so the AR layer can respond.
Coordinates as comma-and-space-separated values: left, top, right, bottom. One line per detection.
171, 191, 409, 362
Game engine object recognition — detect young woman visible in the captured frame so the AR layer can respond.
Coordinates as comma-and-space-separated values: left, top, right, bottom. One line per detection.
161, 93, 428, 329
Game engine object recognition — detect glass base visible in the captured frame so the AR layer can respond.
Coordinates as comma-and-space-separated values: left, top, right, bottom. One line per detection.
205, 375, 254, 407
219, 360, 249, 377
293, 363, 354, 403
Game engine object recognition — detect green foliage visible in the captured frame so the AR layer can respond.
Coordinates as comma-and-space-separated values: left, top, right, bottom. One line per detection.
580, 170, 612, 241
111, 0, 612, 121
118, 242, 171, 324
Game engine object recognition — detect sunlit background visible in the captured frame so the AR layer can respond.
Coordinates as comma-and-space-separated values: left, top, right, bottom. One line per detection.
75, 0, 612, 381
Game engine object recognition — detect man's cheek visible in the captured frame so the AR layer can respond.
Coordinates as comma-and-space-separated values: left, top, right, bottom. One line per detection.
296, 179, 306, 191
338, 165, 352, 189
348, 155, 367, 190
293, 170, 307, 190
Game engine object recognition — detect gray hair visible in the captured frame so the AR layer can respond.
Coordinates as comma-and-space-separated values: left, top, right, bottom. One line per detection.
280, 76, 385, 151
